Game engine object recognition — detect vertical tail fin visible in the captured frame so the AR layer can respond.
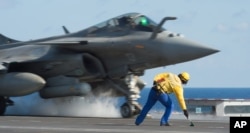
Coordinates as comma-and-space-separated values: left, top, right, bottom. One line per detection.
0, 34, 20, 45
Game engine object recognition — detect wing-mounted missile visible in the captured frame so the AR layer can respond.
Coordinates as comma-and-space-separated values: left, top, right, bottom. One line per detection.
0, 72, 45, 96
150, 17, 177, 39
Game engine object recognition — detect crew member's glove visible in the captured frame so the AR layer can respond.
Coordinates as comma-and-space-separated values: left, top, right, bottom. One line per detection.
183, 110, 189, 118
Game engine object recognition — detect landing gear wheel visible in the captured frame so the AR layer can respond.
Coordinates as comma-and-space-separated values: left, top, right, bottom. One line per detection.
121, 103, 133, 118
0, 97, 6, 116
120, 103, 142, 118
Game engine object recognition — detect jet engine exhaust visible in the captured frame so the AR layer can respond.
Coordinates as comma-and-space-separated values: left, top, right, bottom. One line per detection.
6, 92, 121, 118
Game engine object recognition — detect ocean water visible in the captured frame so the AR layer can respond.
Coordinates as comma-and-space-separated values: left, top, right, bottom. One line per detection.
135, 87, 250, 112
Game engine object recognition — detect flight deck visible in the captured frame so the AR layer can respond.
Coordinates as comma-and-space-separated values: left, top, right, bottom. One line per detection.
0, 116, 229, 133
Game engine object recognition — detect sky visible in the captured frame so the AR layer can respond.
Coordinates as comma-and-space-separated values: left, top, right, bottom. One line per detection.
0, 0, 249, 88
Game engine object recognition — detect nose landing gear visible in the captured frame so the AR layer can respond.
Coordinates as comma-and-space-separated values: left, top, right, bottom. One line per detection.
107, 73, 145, 118
120, 74, 144, 118
120, 102, 142, 118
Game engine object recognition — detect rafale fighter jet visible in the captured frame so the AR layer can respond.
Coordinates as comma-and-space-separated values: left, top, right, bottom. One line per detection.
0, 12, 219, 118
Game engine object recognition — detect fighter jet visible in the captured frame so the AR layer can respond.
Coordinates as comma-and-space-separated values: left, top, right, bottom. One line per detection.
0, 12, 219, 118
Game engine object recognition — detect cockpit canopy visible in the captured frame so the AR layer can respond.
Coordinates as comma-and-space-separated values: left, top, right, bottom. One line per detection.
84, 13, 165, 35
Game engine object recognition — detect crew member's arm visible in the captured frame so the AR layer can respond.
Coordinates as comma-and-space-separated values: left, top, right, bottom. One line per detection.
173, 86, 186, 110
173, 86, 189, 118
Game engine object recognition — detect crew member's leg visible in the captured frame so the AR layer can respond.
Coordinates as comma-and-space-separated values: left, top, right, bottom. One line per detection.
158, 93, 173, 125
135, 88, 158, 125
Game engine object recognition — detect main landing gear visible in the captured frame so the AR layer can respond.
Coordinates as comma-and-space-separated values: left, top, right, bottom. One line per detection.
0, 96, 14, 115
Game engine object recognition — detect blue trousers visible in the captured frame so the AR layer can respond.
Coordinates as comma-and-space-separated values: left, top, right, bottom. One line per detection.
135, 88, 173, 125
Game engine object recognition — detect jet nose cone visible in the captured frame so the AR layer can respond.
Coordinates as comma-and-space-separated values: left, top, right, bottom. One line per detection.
164, 37, 219, 64
205, 47, 219, 56
193, 40, 219, 57
207, 47, 220, 54
188, 40, 220, 58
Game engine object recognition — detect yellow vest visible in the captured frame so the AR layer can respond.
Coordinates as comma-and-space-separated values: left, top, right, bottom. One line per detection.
154, 72, 187, 110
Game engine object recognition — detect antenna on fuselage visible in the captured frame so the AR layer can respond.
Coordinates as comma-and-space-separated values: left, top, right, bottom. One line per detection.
62, 26, 70, 34
150, 17, 177, 39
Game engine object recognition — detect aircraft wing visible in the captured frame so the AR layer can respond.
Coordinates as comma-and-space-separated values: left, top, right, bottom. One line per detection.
0, 34, 36, 67
0, 42, 53, 72
0, 36, 91, 75
0, 46, 44, 62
